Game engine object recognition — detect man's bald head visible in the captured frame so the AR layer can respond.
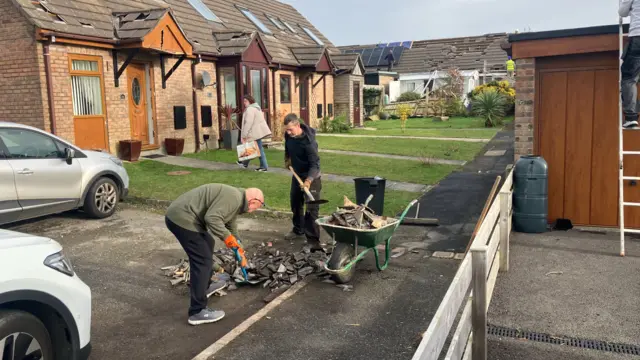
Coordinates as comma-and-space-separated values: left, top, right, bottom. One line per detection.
245, 188, 264, 213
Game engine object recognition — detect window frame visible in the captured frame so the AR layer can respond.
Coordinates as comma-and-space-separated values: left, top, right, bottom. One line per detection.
187, 0, 222, 23
301, 26, 324, 45
68, 54, 106, 118
237, 6, 272, 34
280, 74, 292, 104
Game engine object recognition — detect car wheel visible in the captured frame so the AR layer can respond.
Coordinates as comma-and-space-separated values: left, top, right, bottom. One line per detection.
0, 310, 54, 360
84, 177, 119, 219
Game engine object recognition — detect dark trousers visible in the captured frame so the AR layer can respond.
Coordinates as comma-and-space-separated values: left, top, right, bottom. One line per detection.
290, 176, 321, 242
621, 36, 640, 122
165, 217, 214, 317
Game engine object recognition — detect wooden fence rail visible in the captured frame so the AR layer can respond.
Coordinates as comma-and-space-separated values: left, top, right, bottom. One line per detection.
411, 164, 514, 360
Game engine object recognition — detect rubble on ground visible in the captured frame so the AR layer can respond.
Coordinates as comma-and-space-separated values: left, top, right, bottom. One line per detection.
327, 196, 394, 229
161, 243, 329, 298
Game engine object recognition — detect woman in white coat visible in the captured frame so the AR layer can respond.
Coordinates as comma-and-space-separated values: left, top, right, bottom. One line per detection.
237, 94, 272, 171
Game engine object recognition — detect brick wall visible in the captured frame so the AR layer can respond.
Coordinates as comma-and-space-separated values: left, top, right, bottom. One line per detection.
194, 61, 219, 149
44, 45, 209, 154
514, 58, 535, 161
0, 0, 46, 129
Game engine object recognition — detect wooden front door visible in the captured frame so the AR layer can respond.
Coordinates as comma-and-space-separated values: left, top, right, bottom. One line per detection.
299, 75, 309, 124
353, 82, 361, 126
536, 53, 627, 227
127, 63, 150, 144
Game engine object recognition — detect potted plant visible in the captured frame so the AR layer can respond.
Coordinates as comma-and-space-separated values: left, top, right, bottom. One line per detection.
220, 104, 240, 150
118, 139, 142, 162
165, 136, 185, 156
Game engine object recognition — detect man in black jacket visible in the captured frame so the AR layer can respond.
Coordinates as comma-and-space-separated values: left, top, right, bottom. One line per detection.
283, 113, 322, 250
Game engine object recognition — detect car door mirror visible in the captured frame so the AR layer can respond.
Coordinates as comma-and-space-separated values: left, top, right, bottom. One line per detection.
65, 148, 75, 165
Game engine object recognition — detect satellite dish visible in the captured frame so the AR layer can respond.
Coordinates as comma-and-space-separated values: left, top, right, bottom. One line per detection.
201, 71, 213, 87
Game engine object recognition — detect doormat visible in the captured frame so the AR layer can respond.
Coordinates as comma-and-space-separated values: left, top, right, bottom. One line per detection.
143, 154, 166, 159
488, 324, 640, 356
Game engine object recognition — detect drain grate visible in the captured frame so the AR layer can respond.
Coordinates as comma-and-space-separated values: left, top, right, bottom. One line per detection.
143, 154, 166, 159
488, 324, 640, 356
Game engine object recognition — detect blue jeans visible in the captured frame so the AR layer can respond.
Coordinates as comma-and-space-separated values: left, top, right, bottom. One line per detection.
242, 139, 268, 169
621, 36, 640, 122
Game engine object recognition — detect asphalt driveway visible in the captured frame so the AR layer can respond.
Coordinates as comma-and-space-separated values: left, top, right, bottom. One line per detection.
4, 205, 301, 360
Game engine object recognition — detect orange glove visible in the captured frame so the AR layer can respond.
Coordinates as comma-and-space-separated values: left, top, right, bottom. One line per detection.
224, 234, 248, 268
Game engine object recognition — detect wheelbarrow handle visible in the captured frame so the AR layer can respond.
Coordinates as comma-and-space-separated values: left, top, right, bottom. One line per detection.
395, 199, 419, 230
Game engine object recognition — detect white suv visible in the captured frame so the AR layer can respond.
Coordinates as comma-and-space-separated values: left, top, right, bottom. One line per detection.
0, 229, 91, 360
0, 122, 130, 226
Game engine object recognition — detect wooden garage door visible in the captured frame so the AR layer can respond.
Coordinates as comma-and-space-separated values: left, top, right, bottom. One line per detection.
536, 52, 637, 227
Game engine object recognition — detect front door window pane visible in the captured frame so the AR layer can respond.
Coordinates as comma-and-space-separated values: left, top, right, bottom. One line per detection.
251, 69, 262, 108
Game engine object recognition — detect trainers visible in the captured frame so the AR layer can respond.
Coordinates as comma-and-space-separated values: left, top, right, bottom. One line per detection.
623, 120, 639, 129
188, 308, 225, 326
206, 279, 227, 298
255, 168, 267, 172
284, 230, 305, 241
236, 161, 248, 168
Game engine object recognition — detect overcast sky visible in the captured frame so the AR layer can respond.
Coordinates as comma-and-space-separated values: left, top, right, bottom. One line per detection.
283, 0, 620, 46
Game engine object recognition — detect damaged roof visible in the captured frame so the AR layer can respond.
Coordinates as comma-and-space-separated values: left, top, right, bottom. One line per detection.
339, 33, 509, 74
331, 53, 363, 73
10, 0, 338, 65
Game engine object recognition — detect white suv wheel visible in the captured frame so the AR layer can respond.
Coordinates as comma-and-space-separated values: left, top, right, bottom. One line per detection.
0, 332, 44, 360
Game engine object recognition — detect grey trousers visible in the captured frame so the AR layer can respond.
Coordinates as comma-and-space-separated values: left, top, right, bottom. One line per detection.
621, 36, 640, 122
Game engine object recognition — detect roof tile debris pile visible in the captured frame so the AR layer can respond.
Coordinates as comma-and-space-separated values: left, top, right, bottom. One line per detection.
162, 243, 329, 302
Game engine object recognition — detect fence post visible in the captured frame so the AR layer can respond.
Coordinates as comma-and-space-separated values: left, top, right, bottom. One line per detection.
499, 190, 510, 272
471, 246, 488, 360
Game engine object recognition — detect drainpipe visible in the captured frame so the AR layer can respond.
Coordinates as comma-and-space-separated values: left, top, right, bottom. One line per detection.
43, 42, 57, 134
191, 58, 201, 152
272, 67, 277, 129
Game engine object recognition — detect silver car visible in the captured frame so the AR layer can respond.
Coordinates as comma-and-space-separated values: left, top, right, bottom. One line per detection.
0, 122, 129, 225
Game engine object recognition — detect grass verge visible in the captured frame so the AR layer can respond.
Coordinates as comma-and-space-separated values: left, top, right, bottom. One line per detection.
363, 116, 514, 130
124, 160, 418, 216
347, 128, 498, 139
185, 149, 458, 185
316, 137, 486, 161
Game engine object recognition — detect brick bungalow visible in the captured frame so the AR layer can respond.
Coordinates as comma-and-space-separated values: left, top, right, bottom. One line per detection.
0, 0, 340, 155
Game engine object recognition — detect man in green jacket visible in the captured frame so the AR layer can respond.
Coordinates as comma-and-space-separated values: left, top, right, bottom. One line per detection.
165, 184, 264, 325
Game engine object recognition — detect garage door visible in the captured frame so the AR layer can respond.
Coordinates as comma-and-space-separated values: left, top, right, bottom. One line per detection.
536, 52, 640, 227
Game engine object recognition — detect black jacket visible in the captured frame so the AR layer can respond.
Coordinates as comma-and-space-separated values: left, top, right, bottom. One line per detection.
284, 123, 321, 181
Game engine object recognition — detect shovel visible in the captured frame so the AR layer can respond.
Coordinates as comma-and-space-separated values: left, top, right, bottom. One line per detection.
289, 166, 329, 205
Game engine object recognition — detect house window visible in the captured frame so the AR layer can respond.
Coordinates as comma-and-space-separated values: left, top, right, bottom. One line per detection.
317, 104, 323, 118
69, 56, 104, 116
187, 0, 221, 22
267, 15, 285, 31
238, 7, 272, 34
328, 104, 333, 117
282, 20, 296, 33
301, 26, 323, 45
280, 75, 291, 103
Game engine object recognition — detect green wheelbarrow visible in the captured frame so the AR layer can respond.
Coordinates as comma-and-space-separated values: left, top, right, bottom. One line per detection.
316, 199, 418, 284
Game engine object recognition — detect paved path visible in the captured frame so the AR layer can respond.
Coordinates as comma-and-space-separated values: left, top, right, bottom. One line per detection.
268, 146, 467, 166
488, 231, 640, 359
145, 155, 431, 193
317, 133, 490, 143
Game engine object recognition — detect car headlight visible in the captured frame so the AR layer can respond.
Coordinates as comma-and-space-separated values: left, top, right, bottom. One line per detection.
110, 157, 123, 167
44, 251, 75, 276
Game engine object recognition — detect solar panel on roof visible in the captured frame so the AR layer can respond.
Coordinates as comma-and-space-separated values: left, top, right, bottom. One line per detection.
353, 49, 364, 55
390, 46, 404, 66
377, 43, 387, 48
361, 48, 374, 65
388, 42, 401, 47
401, 41, 412, 49
369, 47, 384, 67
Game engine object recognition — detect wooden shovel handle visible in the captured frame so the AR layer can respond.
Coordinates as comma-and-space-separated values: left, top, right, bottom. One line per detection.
288, 166, 315, 200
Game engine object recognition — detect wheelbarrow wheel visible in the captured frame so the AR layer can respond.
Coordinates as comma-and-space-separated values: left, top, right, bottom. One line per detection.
328, 242, 356, 284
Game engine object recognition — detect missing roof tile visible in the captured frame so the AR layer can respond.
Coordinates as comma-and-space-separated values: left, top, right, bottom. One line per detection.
33, 1, 66, 23
80, 21, 94, 28
135, 12, 150, 21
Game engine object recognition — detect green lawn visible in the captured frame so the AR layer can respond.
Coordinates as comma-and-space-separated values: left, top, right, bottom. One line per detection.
124, 160, 417, 216
364, 116, 514, 130
347, 128, 499, 139
316, 137, 486, 161
185, 149, 458, 185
